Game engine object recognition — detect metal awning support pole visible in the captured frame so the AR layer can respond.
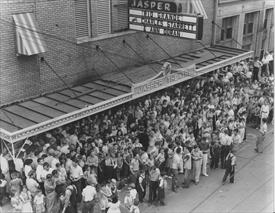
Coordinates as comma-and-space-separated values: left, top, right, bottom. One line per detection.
16, 138, 29, 158
2, 139, 14, 161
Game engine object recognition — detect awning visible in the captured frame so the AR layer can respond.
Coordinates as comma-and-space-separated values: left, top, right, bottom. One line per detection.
12, 13, 47, 56
191, 0, 208, 19
0, 46, 253, 146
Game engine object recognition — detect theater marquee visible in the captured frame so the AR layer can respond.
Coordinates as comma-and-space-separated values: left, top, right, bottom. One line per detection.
132, 64, 196, 97
128, 0, 203, 40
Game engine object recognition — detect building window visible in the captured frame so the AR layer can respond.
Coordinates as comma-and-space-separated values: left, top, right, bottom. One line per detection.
221, 16, 235, 40
264, 8, 274, 30
74, 0, 129, 39
243, 12, 256, 35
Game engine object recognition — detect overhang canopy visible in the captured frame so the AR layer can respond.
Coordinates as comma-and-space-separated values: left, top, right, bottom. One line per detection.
0, 45, 253, 144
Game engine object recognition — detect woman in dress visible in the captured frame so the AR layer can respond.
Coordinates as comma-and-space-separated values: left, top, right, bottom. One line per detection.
20, 185, 33, 213
44, 174, 61, 213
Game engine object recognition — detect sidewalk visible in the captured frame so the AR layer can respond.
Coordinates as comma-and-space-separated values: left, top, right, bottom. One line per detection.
141, 126, 274, 213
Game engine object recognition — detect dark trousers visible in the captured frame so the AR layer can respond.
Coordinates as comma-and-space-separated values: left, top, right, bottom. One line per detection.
183, 169, 191, 187
221, 145, 230, 169
252, 70, 259, 82
158, 187, 165, 204
171, 169, 179, 191
65, 205, 78, 213
137, 187, 146, 202
82, 200, 95, 213
38, 182, 45, 195
210, 155, 219, 169
72, 179, 82, 203
149, 181, 158, 203
222, 166, 235, 183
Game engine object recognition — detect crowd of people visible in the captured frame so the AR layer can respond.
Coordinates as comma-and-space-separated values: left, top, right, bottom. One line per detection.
0, 51, 273, 213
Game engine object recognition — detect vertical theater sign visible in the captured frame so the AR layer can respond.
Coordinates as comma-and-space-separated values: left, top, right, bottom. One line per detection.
128, 0, 204, 39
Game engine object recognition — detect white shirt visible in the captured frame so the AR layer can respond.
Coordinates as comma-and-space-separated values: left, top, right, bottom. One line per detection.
226, 135, 233, 146
219, 133, 227, 146
130, 188, 137, 200
82, 185, 97, 202
51, 158, 60, 170
24, 165, 32, 179
36, 164, 44, 182
70, 165, 83, 180
60, 144, 70, 154
26, 178, 39, 194
261, 105, 269, 118
171, 153, 181, 170
14, 158, 24, 173
0, 155, 9, 174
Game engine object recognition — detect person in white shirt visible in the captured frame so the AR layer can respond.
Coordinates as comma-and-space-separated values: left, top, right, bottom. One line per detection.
261, 101, 270, 127
82, 182, 97, 213
171, 148, 181, 192
51, 152, 60, 170
124, 190, 134, 210
70, 159, 83, 202
26, 170, 39, 197
262, 51, 272, 76
0, 153, 9, 179
36, 157, 45, 194
14, 157, 24, 174
40, 162, 53, 182
222, 149, 236, 184
24, 159, 33, 179
219, 130, 227, 169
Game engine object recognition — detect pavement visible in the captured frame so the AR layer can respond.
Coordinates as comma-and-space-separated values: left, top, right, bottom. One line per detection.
1, 126, 274, 213
140, 126, 274, 213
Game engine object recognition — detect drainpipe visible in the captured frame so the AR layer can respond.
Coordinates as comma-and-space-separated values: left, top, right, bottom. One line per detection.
211, 0, 218, 47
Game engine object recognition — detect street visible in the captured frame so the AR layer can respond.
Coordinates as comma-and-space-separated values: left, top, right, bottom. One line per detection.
141, 127, 274, 213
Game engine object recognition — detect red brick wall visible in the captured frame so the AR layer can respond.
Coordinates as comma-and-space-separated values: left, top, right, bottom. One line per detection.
0, 0, 214, 105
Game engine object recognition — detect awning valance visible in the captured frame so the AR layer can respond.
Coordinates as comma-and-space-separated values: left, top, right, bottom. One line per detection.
191, 0, 208, 19
12, 13, 47, 56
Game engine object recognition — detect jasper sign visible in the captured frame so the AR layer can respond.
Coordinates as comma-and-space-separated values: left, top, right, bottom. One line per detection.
129, 0, 178, 12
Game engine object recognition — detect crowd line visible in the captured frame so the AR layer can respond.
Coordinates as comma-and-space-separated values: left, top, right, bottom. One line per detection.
0, 51, 273, 213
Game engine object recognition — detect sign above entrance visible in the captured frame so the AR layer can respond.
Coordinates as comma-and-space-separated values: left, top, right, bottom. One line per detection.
128, 0, 203, 40
129, 0, 178, 12
132, 64, 196, 97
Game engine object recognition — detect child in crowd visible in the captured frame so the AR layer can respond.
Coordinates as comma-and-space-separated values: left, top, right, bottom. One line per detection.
33, 189, 46, 213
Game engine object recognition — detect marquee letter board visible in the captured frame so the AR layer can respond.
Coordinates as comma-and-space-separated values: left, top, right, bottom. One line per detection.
128, 0, 203, 40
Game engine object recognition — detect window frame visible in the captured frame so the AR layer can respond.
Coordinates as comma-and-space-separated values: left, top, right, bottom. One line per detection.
243, 12, 255, 35
221, 16, 234, 41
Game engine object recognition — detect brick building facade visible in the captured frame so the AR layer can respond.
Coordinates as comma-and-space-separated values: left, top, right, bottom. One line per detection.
0, 0, 214, 105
